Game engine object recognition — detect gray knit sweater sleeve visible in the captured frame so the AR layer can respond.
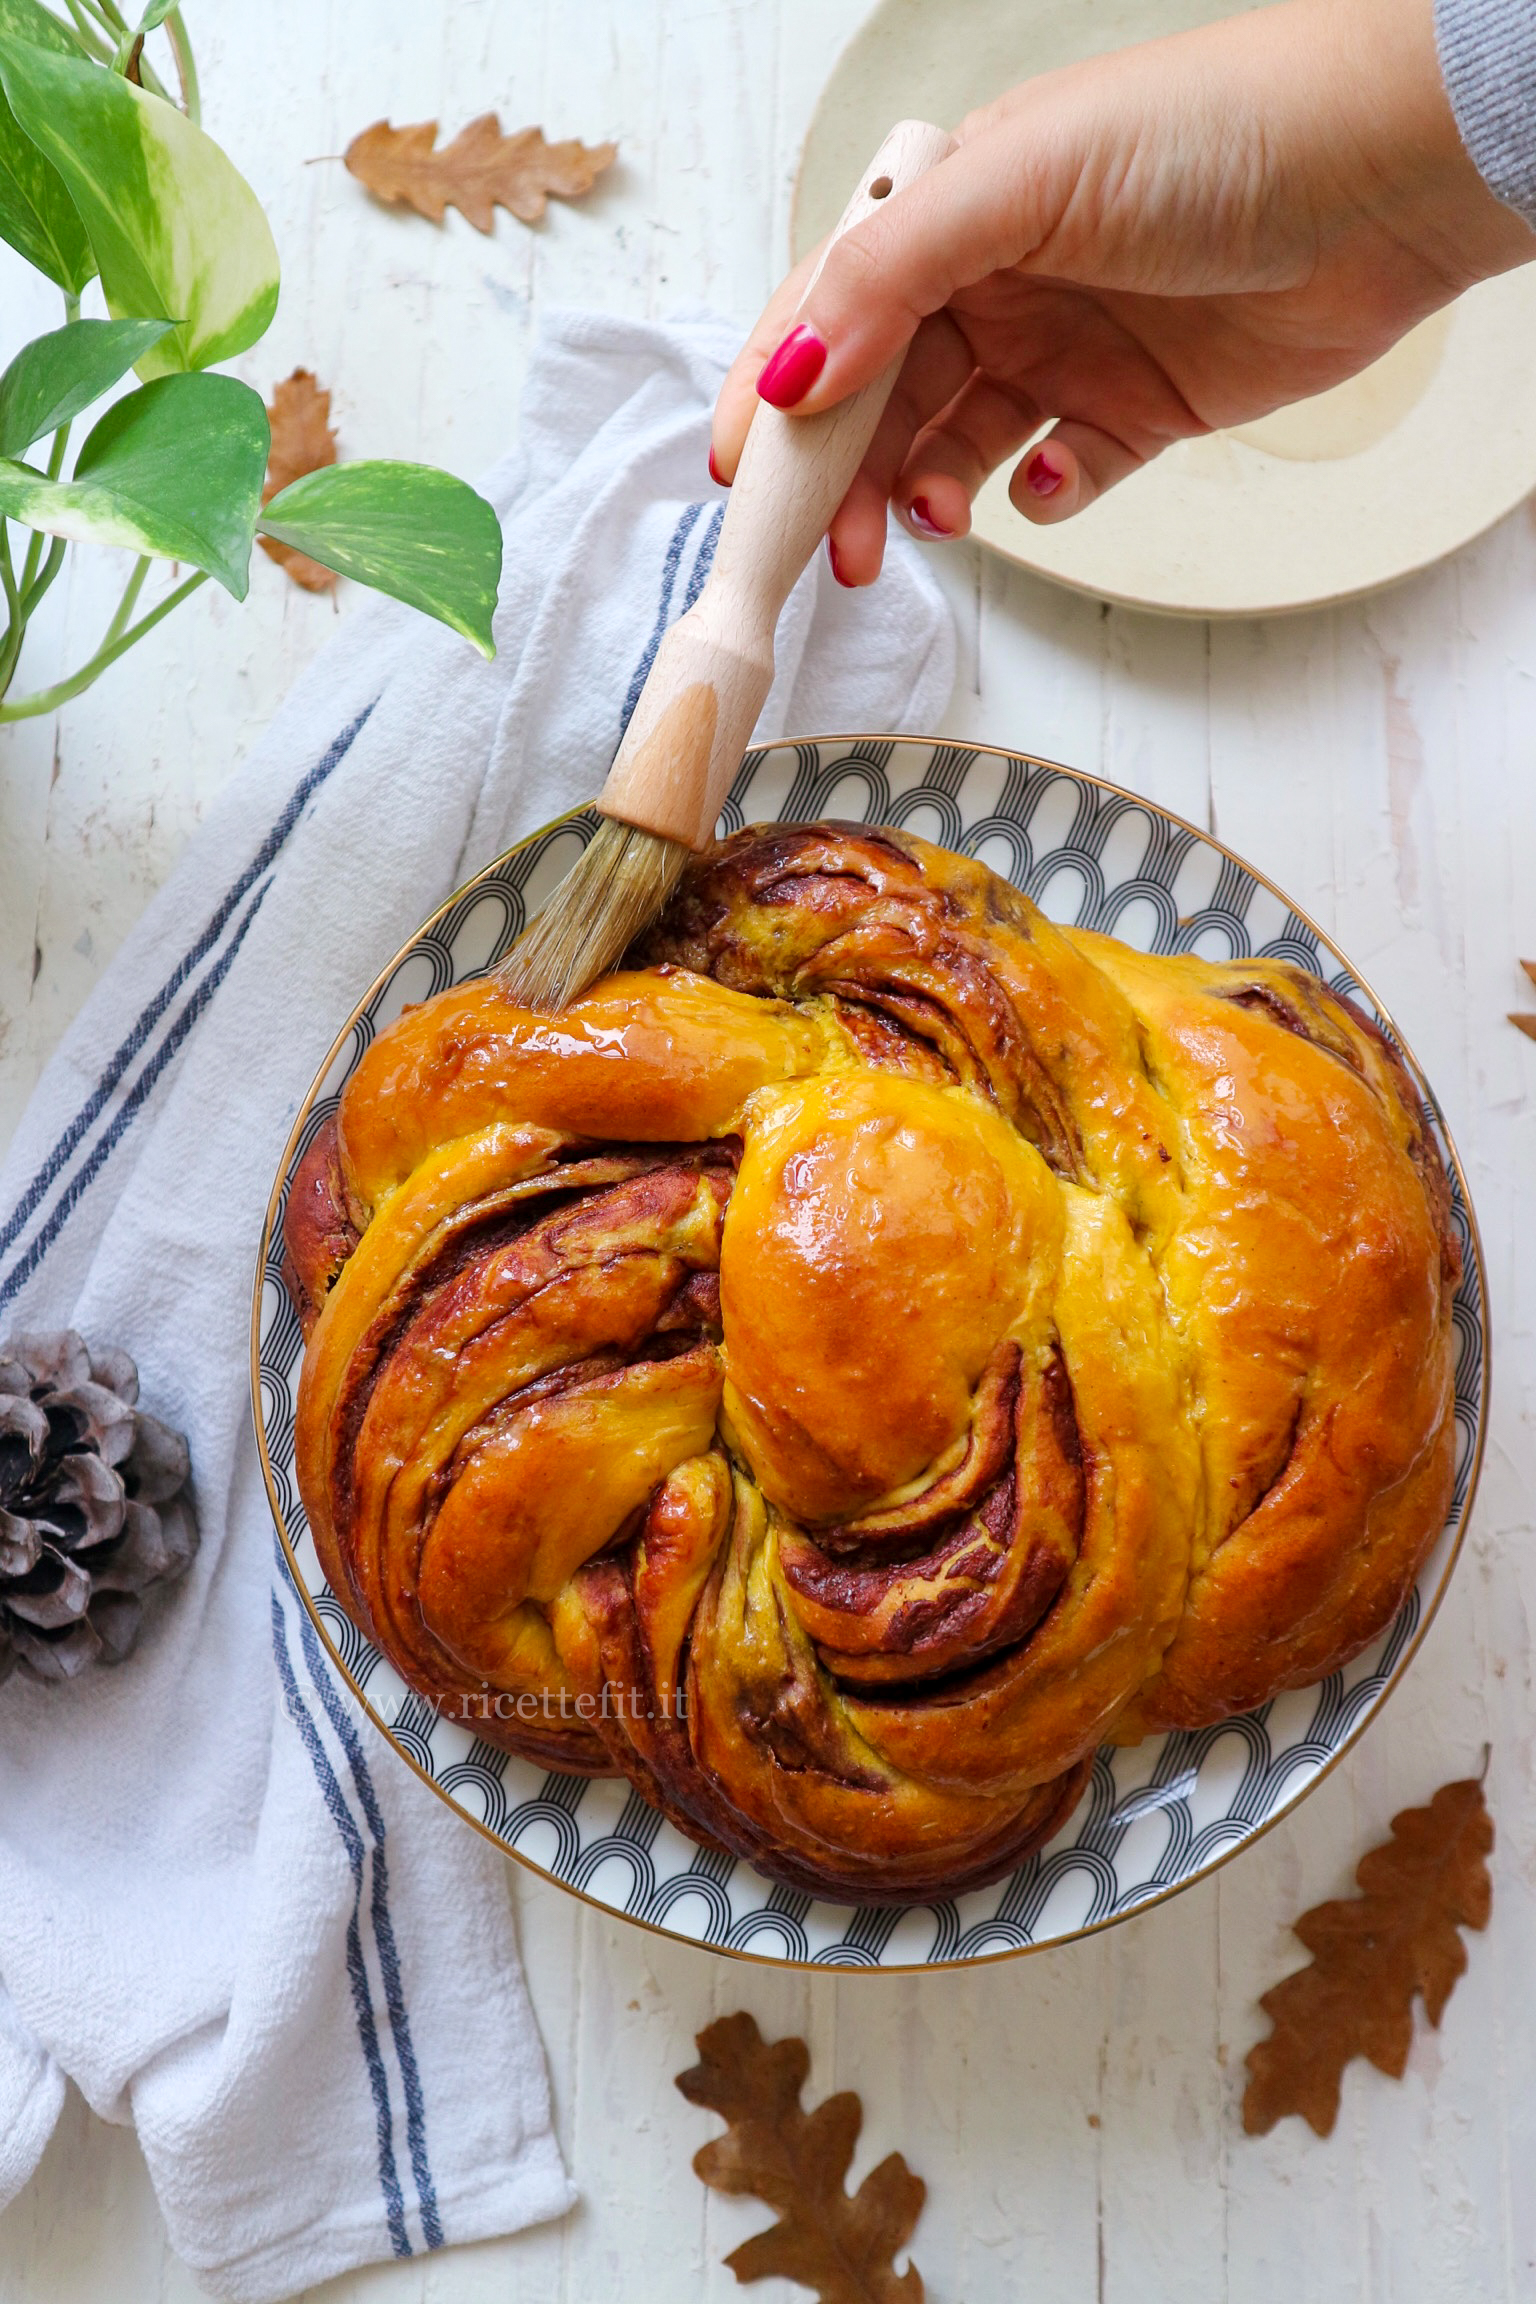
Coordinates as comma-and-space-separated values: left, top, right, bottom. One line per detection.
1435, 0, 1536, 225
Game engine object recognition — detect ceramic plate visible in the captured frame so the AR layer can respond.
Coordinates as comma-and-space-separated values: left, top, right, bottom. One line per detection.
792, 0, 1536, 616
252, 738, 1487, 1969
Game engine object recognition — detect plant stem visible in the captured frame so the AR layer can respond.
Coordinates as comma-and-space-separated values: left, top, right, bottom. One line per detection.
18, 535, 44, 602
66, 0, 171, 99
18, 294, 83, 599
61, 0, 113, 60
164, 7, 199, 120
18, 420, 72, 597
2, 526, 69, 703
106, 19, 173, 104
102, 556, 150, 645
0, 526, 22, 701
22, 538, 67, 619
74, 0, 171, 103
0, 569, 207, 723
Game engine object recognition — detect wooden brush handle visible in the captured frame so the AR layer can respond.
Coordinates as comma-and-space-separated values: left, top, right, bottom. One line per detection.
597, 118, 955, 849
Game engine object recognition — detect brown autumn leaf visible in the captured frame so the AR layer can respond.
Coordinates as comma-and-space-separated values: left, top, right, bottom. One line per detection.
1513, 960, 1536, 1037
1243, 1775, 1493, 2139
344, 115, 616, 233
677, 2013, 925, 2304
260, 370, 339, 593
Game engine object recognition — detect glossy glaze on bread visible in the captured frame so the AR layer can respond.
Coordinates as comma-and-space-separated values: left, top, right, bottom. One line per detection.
284, 824, 1458, 1901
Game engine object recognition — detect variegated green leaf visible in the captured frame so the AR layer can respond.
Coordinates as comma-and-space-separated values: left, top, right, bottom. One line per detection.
0, 371, 268, 595
258, 463, 502, 655
0, 317, 172, 456
0, 0, 89, 42
0, 37, 279, 375
0, 0, 92, 291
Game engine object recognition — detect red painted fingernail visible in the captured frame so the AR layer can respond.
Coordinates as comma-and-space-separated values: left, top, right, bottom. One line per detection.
707, 445, 729, 487
756, 324, 827, 409
827, 535, 855, 588
906, 495, 952, 539
1025, 449, 1064, 498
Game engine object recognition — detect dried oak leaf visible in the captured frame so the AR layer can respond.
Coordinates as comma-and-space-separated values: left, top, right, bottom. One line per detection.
260, 370, 338, 593
344, 115, 616, 232
1243, 1776, 1493, 2139
677, 2013, 924, 2304
1511, 959, 1536, 1038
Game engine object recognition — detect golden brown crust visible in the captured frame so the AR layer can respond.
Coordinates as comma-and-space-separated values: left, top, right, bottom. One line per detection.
285, 822, 1459, 1894
282, 1114, 361, 1336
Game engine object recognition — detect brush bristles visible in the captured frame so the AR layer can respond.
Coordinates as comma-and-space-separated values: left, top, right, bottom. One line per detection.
497, 817, 690, 1012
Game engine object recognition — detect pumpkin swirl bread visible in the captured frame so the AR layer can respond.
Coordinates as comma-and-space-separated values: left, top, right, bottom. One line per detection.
284, 824, 1460, 1903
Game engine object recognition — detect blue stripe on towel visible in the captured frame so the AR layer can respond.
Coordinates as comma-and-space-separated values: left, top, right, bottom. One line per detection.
0, 883, 270, 1311
295, 1601, 444, 2251
682, 501, 724, 614
617, 502, 705, 737
270, 1589, 412, 2260
0, 702, 375, 1269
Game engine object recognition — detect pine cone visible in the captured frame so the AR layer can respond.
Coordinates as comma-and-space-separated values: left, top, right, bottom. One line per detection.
0, 1331, 197, 1686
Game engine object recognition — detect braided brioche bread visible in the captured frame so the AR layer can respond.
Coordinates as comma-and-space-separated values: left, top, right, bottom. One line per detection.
284, 824, 1458, 1902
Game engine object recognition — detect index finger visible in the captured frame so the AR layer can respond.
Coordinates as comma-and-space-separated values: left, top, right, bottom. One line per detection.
710, 245, 824, 481
749, 121, 1062, 419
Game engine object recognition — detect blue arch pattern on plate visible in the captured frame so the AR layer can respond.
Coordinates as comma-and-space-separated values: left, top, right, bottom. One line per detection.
255, 740, 1486, 1969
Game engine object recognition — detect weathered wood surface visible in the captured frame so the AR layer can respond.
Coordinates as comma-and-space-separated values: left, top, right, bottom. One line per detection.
1, 0, 1532, 2297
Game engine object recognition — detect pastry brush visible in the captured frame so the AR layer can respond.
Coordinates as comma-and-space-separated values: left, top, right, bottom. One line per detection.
498, 118, 955, 1012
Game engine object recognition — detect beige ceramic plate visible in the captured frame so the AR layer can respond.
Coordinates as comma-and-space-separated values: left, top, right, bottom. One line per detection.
793, 0, 1536, 615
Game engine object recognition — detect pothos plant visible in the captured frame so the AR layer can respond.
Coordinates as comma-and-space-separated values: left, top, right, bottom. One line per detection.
0, 0, 502, 724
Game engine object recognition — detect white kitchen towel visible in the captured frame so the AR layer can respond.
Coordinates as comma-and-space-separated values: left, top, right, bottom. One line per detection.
0, 308, 955, 2300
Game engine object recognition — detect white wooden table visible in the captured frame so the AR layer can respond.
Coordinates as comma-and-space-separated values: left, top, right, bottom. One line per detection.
2, 2, 1533, 2298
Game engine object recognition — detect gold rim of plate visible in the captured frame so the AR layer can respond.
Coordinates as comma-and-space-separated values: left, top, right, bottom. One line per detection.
249, 737, 1489, 1972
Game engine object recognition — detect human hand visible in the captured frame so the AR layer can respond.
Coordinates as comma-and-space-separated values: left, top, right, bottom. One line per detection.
710, 0, 1536, 583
